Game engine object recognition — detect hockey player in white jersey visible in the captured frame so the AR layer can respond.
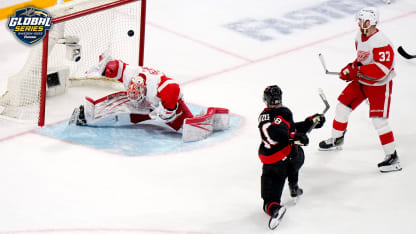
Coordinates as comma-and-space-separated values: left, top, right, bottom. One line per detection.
319, 7, 401, 173
70, 54, 194, 132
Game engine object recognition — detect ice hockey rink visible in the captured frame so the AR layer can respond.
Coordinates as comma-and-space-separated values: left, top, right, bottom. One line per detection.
1, 0, 416, 233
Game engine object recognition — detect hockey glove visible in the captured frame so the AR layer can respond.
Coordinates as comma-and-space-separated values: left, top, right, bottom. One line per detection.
340, 62, 359, 81
307, 113, 326, 129
149, 104, 177, 122
85, 50, 112, 76
292, 132, 309, 146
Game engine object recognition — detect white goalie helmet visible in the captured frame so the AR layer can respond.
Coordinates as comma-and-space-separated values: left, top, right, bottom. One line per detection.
127, 75, 146, 102
356, 7, 379, 28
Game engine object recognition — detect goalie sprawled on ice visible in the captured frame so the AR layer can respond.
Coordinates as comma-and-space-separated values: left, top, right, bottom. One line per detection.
70, 54, 229, 142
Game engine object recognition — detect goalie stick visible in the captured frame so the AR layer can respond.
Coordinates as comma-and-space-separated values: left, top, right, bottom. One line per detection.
397, 46, 416, 59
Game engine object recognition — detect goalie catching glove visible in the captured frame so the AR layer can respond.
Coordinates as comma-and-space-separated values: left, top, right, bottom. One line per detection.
85, 50, 113, 76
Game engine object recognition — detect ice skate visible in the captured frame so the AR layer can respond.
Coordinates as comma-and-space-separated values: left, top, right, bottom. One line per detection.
289, 184, 303, 203
378, 151, 402, 173
268, 205, 287, 230
69, 105, 87, 126
319, 132, 345, 151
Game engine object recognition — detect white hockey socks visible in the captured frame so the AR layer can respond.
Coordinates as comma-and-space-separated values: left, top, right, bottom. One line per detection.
371, 117, 396, 155
331, 103, 352, 138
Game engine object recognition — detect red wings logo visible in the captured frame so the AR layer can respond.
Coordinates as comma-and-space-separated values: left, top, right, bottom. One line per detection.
357, 50, 370, 62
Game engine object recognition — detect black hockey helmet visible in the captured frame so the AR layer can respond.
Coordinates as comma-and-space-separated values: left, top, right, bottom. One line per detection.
263, 85, 282, 106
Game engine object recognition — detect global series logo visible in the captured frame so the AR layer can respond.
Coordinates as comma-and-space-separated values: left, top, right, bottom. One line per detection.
8, 7, 52, 45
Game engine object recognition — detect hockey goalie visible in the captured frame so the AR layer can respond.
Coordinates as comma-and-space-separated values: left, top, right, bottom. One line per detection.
69, 53, 230, 142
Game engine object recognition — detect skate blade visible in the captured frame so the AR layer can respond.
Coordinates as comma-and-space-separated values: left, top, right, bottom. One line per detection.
292, 196, 299, 204
285, 197, 299, 207
268, 207, 287, 230
379, 163, 402, 173
318, 145, 343, 151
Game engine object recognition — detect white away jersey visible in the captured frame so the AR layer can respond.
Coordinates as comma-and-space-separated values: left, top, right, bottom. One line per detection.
354, 29, 396, 86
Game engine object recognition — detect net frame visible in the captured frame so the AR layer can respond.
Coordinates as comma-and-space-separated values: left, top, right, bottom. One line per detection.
39, 0, 146, 126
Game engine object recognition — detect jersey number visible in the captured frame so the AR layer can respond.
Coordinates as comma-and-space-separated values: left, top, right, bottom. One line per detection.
378, 51, 390, 62
261, 122, 278, 149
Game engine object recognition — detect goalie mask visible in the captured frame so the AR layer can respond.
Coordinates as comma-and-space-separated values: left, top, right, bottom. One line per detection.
263, 85, 282, 106
127, 76, 146, 102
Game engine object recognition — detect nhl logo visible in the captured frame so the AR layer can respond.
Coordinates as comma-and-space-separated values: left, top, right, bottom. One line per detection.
8, 7, 53, 45
26, 7, 35, 17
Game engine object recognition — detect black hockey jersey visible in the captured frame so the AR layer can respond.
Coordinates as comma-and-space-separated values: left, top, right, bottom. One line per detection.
258, 106, 311, 164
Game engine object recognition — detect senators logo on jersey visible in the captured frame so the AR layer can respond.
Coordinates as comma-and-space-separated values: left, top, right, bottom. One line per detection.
8, 7, 52, 45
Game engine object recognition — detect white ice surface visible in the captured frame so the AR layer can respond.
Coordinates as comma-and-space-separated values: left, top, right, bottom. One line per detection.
1, 0, 416, 233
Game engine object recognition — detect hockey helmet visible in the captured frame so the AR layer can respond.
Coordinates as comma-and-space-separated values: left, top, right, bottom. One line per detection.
356, 7, 379, 28
263, 85, 282, 106
127, 75, 146, 102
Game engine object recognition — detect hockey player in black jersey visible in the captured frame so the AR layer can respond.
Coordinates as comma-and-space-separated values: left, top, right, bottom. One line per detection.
258, 85, 326, 230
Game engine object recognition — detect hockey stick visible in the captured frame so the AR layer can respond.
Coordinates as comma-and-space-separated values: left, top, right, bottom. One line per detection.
397, 46, 416, 59
318, 53, 340, 75
318, 54, 380, 82
307, 88, 330, 134
292, 89, 330, 145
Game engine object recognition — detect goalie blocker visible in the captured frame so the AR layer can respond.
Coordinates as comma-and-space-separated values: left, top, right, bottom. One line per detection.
69, 91, 230, 142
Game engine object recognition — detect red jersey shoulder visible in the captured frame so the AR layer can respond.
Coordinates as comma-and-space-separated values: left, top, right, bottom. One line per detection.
372, 44, 394, 69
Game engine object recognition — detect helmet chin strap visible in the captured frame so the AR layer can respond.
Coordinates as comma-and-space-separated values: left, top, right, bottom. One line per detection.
360, 20, 371, 36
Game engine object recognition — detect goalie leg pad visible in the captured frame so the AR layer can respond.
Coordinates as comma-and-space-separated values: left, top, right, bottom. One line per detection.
210, 107, 230, 130
181, 107, 230, 142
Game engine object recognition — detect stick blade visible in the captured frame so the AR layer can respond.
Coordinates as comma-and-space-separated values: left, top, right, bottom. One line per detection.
318, 88, 330, 114
398, 46, 415, 59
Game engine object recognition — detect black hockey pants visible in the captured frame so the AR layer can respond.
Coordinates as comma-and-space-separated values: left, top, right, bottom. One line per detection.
261, 145, 305, 205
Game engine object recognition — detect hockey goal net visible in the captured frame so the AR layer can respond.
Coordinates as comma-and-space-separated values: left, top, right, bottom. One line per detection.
0, 0, 146, 126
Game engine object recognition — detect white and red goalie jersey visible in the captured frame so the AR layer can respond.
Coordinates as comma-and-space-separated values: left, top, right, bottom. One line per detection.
75, 58, 230, 142
104, 59, 182, 112
354, 29, 396, 86
95, 59, 193, 131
